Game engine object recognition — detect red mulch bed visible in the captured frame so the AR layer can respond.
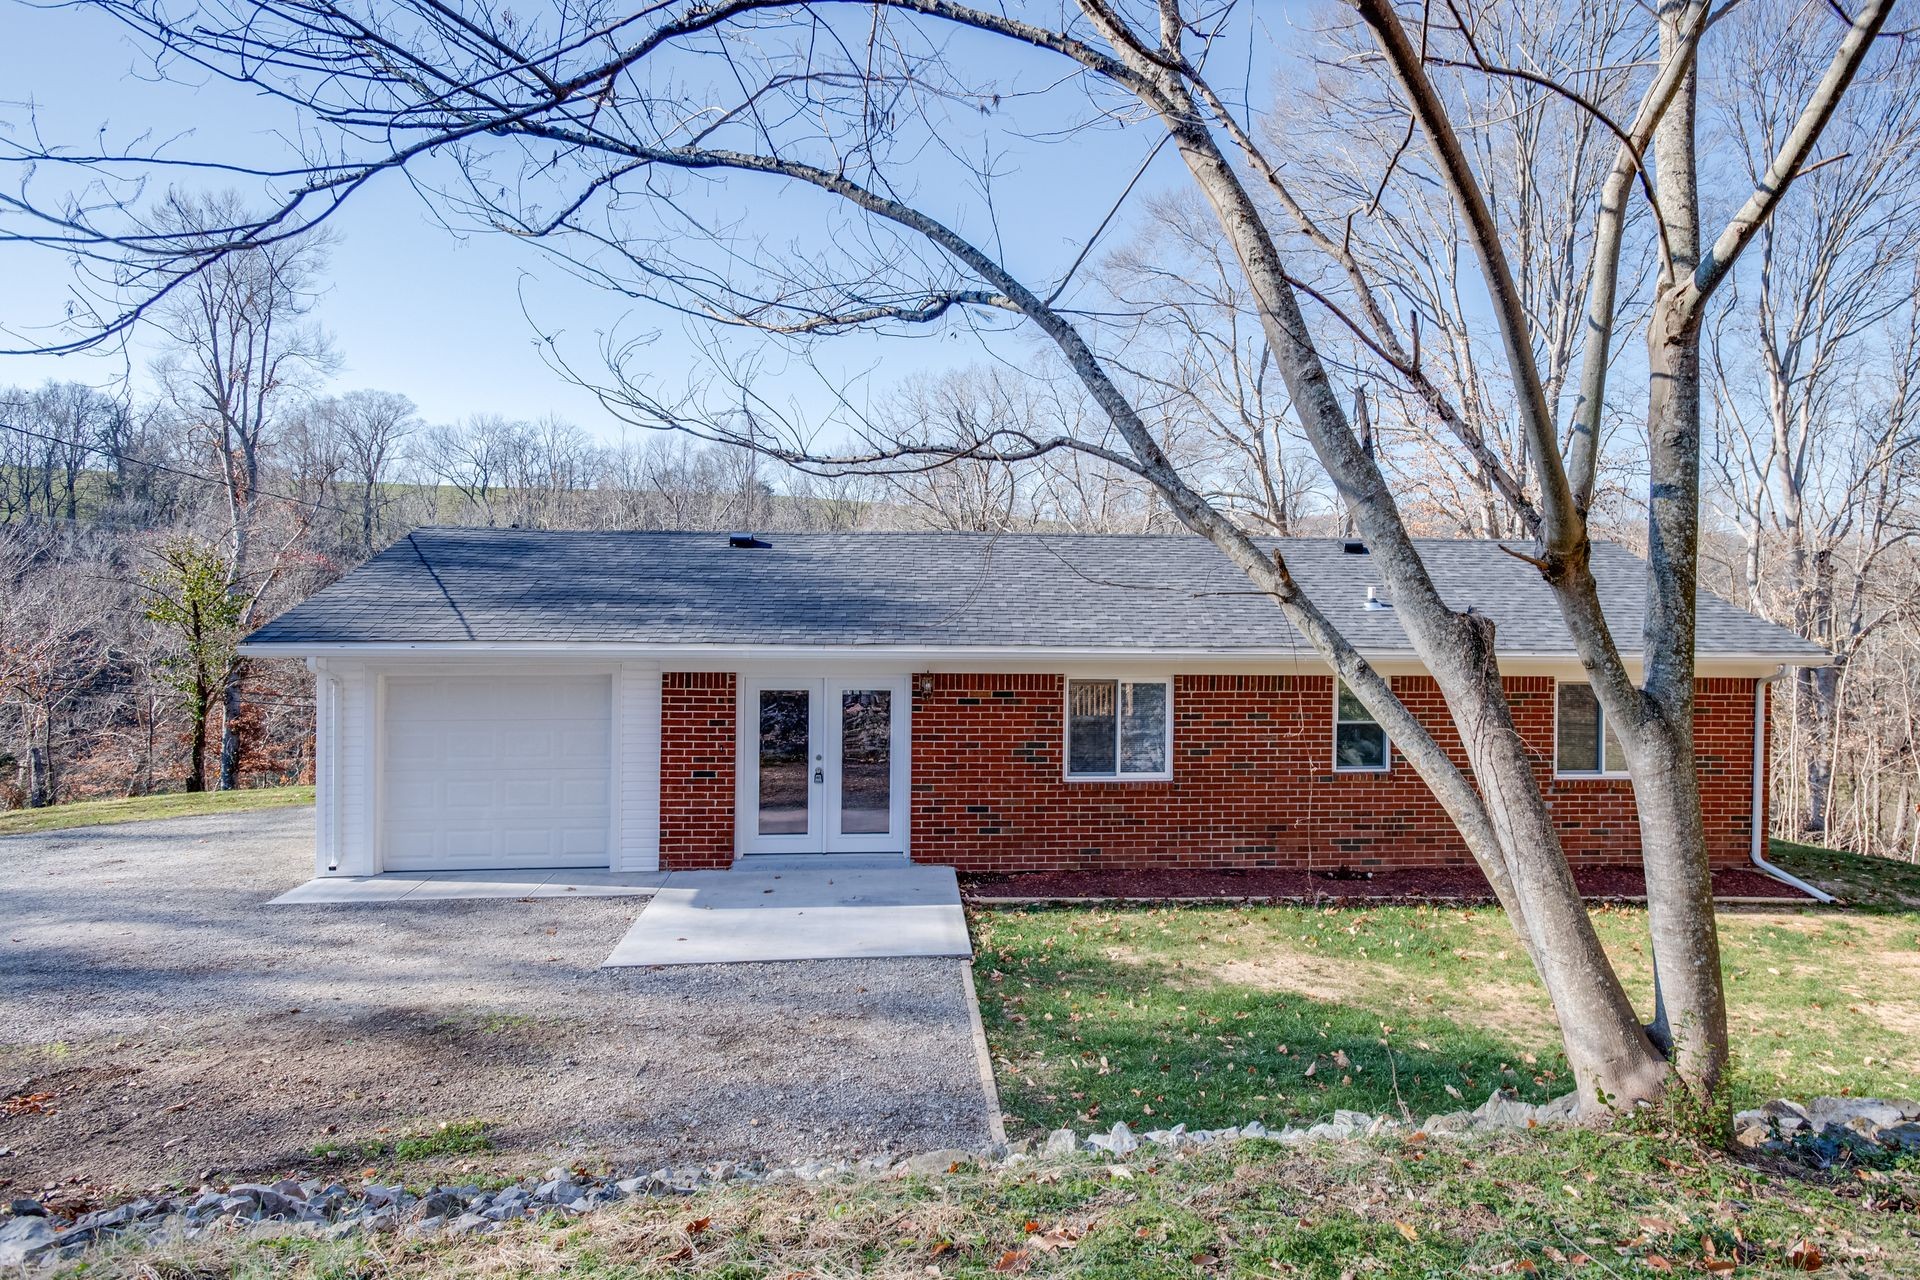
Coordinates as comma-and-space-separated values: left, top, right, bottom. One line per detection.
962, 864, 1816, 904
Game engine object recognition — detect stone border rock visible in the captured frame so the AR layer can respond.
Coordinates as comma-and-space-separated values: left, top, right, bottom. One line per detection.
4, 1091, 1914, 1269
1733, 1096, 1920, 1167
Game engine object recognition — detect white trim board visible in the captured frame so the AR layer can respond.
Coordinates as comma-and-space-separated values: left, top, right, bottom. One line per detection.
244, 640, 1829, 676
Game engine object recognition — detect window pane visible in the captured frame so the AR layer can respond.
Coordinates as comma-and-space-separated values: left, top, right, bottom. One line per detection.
1557, 683, 1601, 773
758, 689, 810, 835
1068, 679, 1118, 774
1119, 681, 1168, 774
1336, 722, 1387, 769
840, 689, 891, 834
1603, 723, 1628, 774
1336, 680, 1375, 725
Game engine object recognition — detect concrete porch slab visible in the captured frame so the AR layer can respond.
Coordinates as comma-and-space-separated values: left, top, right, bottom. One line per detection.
602, 865, 970, 966
269, 869, 668, 905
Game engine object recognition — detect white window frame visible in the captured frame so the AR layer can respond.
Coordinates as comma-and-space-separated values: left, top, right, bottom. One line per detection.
1062, 675, 1174, 782
1553, 679, 1631, 779
1332, 677, 1392, 774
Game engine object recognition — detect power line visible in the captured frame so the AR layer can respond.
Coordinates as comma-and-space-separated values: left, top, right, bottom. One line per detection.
0, 419, 351, 518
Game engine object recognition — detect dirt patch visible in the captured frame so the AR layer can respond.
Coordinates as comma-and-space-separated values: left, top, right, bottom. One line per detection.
1205, 954, 1362, 1004
1867, 1001, 1920, 1040
1101, 936, 1557, 1047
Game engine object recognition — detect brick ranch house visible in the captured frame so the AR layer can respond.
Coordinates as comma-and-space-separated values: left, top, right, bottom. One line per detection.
240, 528, 1826, 881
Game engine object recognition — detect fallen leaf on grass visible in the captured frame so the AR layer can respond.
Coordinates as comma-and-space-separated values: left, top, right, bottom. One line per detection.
1642, 1255, 1672, 1272
660, 1245, 695, 1262
1029, 1224, 1084, 1252
1786, 1240, 1824, 1272
1394, 1221, 1419, 1243
992, 1248, 1031, 1272
1106, 1164, 1133, 1180
685, 1216, 711, 1235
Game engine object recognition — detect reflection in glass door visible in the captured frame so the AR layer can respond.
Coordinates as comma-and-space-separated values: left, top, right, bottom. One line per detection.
743, 681, 822, 855
836, 689, 892, 836
757, 688, 812, 836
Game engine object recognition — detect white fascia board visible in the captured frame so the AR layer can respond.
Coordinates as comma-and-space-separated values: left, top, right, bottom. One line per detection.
236, 639, 1831, 674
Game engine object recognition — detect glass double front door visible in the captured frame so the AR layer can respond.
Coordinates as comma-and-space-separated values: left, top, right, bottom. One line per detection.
743, 677, 905, 855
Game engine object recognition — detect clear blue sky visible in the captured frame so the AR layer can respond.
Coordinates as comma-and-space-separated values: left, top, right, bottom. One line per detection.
0, 0, 1265, 441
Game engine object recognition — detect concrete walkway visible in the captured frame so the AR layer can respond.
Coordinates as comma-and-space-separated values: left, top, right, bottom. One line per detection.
603, 864, 971, 966
270, 868, 670, 904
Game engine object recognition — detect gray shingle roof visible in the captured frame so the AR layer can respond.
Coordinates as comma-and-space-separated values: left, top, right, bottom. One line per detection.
242, 527, 1827, 661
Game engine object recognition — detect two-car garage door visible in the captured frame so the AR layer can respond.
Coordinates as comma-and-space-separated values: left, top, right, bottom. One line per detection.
382, 673, 612, 871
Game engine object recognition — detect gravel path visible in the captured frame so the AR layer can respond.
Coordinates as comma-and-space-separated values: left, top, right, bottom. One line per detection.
0, 809, 993, 1196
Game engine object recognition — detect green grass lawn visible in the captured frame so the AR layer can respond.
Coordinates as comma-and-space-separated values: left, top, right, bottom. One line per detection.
0, 785, 314, 837
78, 1128, 1920, 1278
1770, 838, 1920, 911
974, 888, 1920, 1136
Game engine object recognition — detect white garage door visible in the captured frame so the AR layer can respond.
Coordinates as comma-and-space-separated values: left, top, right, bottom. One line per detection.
382, 673, 612, 871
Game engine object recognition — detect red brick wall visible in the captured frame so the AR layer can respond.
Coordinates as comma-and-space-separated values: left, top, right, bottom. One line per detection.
906, 672, 1760, 874
659, 672, 736, 870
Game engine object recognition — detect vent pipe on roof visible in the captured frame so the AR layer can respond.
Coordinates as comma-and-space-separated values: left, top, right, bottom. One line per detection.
1364, 585, 1393, 611
727, 533, 768, 549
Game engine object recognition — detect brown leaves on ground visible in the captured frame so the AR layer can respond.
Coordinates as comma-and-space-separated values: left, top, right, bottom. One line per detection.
1021, 1218, 1085, 1253
1786, 1238, 1826, 1271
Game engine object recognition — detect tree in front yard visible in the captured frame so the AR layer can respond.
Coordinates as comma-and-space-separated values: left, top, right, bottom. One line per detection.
0, 0, 1897, 1117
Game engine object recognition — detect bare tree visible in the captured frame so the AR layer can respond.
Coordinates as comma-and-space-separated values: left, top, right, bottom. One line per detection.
0, 382, 130, 522
148, 192, 336, 788
324, 390, 420, 553
0, 534, 112, 806
1101, 195, 1324, 534
0, 0, 1895, 1113
1705, 3, 1920, 842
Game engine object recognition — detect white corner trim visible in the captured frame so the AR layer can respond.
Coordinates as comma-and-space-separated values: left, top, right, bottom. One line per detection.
617, 664, 663, 872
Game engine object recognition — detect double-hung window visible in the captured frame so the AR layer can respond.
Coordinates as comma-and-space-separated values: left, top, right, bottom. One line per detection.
1334, 679, 1391, 771
1555, 681, 1628, 776
1066, 678, 1171, 779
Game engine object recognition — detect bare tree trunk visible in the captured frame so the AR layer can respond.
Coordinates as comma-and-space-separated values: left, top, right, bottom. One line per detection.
186, 665, 211, 794
1137, 44, 1671, 1107
218, 663, 245, 791
25, 727, 51, 809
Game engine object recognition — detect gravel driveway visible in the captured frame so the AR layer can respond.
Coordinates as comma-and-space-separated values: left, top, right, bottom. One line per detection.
0, 808, 994, 1197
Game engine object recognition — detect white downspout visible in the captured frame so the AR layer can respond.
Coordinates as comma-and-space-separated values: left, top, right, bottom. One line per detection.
1748, 666, 1837, 903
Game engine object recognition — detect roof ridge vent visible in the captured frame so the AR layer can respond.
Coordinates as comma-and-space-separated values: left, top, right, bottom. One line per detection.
1342, 539, 1368, 555
727, 533, 768, 549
